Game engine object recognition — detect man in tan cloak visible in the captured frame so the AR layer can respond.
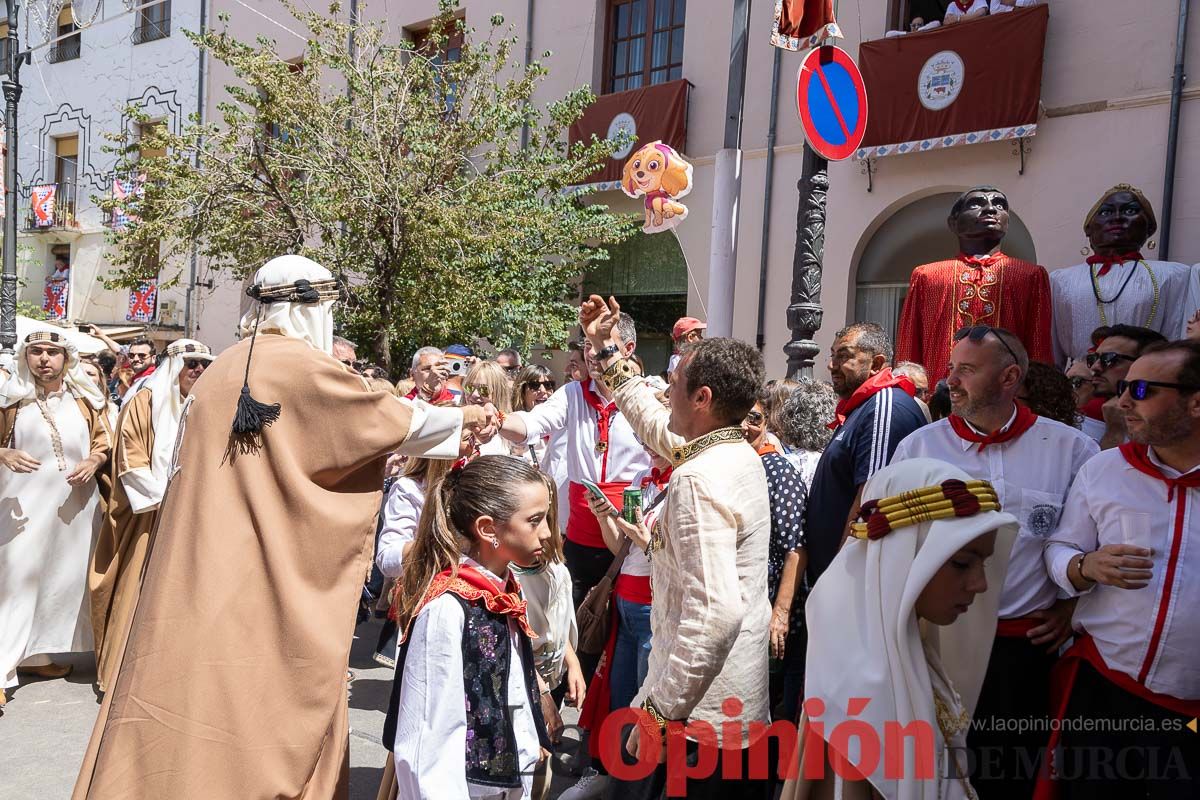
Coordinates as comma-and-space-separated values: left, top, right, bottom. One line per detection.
72, 255, 495, 799
88, 338, 215, 693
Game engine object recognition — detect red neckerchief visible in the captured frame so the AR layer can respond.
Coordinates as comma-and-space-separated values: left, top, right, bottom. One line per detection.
1087, 251, 1144, 277
958, 251, 1002, 269
756, 442, 779, 456
580, 380, 618, 454
1119, 442, 1200, 502
399, 563, 534, 641
952, 0, 973, 10
828, 368, 917, 430
641, 466, 672, 491
404, 385, 457, 404
1081, 395, 1107, 421
948, 404, 1038, 451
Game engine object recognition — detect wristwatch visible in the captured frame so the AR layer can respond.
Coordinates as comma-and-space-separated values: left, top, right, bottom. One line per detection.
596, 343, 621, 360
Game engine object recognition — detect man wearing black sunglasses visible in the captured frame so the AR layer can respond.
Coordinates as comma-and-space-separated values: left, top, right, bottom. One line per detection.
1043, 340, 1200, 796
1084, 324, 1166, 449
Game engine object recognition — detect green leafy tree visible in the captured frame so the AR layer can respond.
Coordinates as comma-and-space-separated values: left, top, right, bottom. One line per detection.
101, 1, 635, 368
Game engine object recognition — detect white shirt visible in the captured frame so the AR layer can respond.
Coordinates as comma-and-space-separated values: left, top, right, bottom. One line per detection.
893, 410, 1099, 618
1050, 259, 1200, 366
391, 558, 541, 799
1044, 447, 1200, 700
621, 467, 668, 580
376, 477, 424, 578
514, 380, 650, 485
512, 560, 577, 686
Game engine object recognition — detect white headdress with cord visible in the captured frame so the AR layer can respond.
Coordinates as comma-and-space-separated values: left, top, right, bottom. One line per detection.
230, 255, 342, 455
134, 339, 215, 492
0, 330, 107, 411
797, 458, 1018, 800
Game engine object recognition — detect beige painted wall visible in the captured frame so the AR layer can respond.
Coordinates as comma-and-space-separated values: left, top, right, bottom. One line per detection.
197, 0, 1200, 380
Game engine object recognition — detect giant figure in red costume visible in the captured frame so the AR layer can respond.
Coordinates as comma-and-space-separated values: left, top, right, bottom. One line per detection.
896, 186, 1053, 384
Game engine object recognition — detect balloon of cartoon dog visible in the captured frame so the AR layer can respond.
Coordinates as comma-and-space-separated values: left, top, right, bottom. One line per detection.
621, 141, 694, 234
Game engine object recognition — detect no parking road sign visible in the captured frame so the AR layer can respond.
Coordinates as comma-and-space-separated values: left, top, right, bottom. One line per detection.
797, 45, 868, 161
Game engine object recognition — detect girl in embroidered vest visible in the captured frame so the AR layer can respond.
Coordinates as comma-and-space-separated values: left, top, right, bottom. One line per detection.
384, 455, 554, 799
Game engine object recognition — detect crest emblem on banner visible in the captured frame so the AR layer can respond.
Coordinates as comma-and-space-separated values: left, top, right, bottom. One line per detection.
918, 50, 965, 111
606, 112, 637, 160
43, 279, 68, 319
127, 279, 158, 322
31, 184, 57, 227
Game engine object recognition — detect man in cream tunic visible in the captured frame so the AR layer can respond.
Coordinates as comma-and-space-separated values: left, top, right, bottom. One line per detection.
0, 330, 110, 704
73, 256, 496, 800
581, 295, 773, 799
89, 338, 215, 693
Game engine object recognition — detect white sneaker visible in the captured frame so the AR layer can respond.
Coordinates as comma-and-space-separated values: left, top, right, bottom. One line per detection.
558, 768, 611, 800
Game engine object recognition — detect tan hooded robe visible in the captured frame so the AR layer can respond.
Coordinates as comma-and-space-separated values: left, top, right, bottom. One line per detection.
88, 387, 158, 693
73, 334, 466, 800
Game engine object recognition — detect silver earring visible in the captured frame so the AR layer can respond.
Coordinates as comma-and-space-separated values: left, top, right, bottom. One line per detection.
491, 538, 500, 549
1147, 239, 1157, 251
1080, 245, 1091, 257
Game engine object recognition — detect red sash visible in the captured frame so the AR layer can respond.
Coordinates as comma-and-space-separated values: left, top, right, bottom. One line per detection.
995, 616, 1039, 638
948, 404, 1038, 452
1033, 634, 1200, 800
404, 385, 457, 404
614, 574, 652, 605
578, 604, 620, 755
828, 368, 916, 430
566, 480, 627, 549
1086, 251, 1144, 277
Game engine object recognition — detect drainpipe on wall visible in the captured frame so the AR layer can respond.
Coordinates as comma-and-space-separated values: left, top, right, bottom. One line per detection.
707, 0, 752, 338
754, 46, 781, 351
1159, 0, 1189, 260
520, 0, 534, 150
184, 0, 209, 337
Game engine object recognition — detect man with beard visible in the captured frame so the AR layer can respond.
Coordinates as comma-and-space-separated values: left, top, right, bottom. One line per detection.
1051, 185, 1200, 367
802, 322, 926, 587
892, 326, 1098, 796
88, 339, 215, 694
1082, 324, 1166, 447
1042, 340, 1200, 799
896, 186, 1053, 384
0, 331, 110, 706
72, 255, 495, 800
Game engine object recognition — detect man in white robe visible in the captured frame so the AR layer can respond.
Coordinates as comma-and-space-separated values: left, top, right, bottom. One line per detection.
0, 330, 110, 705
1050, 184, 1200, 366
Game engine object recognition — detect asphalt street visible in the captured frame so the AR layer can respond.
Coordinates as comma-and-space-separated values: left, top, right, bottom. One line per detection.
0, 617, 581, 799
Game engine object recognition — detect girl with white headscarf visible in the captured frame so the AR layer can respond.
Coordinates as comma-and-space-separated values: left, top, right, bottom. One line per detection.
783, 458, 1018, 800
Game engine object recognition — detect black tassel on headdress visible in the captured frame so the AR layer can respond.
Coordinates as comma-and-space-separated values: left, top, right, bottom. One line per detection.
226, 298, 281, 460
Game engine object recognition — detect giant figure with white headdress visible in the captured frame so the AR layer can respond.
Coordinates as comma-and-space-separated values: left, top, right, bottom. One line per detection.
88, 338, 216, 694
72, 255, 495, 799
0, 329, 111, 706
1050, 184, 1200, 366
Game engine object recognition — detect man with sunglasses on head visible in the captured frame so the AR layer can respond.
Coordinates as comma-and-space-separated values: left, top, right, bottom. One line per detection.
892, 325, 1098, 798
1083, 324, 1167, 448
89, 339, 215, 695
1042, 340, 1200, 799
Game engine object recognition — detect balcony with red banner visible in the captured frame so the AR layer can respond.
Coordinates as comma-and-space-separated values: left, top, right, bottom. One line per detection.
567, 78, 690, 191
854, 5, 1048, 162
21, 182, 82, 233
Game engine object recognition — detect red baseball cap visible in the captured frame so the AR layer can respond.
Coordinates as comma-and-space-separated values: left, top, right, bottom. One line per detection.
672, 317, 707, 340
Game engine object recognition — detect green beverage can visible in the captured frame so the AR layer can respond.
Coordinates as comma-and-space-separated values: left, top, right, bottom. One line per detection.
622, 487, 643, 524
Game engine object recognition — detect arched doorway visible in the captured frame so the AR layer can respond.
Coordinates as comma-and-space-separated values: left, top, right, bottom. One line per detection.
584, 230, 689, 375
853, 192, 1036, 344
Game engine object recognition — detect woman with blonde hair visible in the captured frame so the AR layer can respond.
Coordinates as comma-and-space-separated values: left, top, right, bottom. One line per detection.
464, 360, 514, 456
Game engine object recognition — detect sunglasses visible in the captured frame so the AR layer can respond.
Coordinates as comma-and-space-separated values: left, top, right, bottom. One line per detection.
744, 410, 765, 425
524, 380, 556, 391
953, 325, 1021, 366
502, 365, 522, 375
1116, 379, 1200, 401
1069, 376, 1088, 390
1086, 351, 1137, 371
464, 383, 491, 399
183, 359, 209, 370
